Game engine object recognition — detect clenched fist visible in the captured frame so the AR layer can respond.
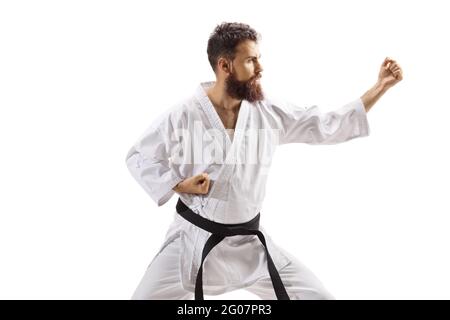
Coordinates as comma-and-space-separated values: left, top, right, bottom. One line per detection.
172, 173, 211, 195
378, 57, 403, 89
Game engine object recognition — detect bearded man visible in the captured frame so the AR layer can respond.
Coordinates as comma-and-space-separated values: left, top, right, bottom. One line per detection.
125, 22, 403, 300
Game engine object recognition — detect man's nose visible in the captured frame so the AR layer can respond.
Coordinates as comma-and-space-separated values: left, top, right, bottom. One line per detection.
256, 63, 264, 74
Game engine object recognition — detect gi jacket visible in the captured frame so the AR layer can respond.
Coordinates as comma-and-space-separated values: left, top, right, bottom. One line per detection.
125, 81, 370, 294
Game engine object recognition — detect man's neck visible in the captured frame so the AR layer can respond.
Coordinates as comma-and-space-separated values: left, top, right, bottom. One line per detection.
206, 81, 241, 112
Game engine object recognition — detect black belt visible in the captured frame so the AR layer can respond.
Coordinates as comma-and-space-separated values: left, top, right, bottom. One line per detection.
176, 198, 290, 300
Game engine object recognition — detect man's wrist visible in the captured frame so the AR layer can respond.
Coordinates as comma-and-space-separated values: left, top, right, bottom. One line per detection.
173, 181, 183, 193
375, 80, 390, 93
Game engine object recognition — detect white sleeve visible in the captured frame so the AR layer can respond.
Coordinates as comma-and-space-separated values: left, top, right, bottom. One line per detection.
125, 125, 184, 207
272, 98, 370, 145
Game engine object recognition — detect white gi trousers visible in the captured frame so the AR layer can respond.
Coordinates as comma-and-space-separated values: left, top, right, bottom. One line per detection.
131, 234, 335, 300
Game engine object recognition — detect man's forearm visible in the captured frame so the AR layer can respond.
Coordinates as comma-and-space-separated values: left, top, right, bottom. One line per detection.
361, 81, 389, 113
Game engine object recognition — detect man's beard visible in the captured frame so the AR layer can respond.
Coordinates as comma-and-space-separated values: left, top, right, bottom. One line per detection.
225, 71, 264, 103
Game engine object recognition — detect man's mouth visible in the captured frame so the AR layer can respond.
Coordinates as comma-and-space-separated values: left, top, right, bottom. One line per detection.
252, 74, 262, 82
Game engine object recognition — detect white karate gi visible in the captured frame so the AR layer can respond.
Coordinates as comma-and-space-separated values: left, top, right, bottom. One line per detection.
125, 81, 370, 299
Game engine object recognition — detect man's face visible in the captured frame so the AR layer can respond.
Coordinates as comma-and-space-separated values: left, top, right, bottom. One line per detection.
225, 40, 264, 102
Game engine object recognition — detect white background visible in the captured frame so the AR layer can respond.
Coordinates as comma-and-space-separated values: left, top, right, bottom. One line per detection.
1, 0, 449, 299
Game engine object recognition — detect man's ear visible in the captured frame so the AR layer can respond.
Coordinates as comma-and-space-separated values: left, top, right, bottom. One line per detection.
218, 57, 232, 75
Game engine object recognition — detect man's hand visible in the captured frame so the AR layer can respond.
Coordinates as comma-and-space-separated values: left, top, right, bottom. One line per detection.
378, 57, 403, 90
361, 57, 403, 112
172, 173, 211, 195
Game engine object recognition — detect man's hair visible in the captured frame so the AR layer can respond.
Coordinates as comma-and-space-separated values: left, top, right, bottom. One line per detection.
207, 22, 261, 73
